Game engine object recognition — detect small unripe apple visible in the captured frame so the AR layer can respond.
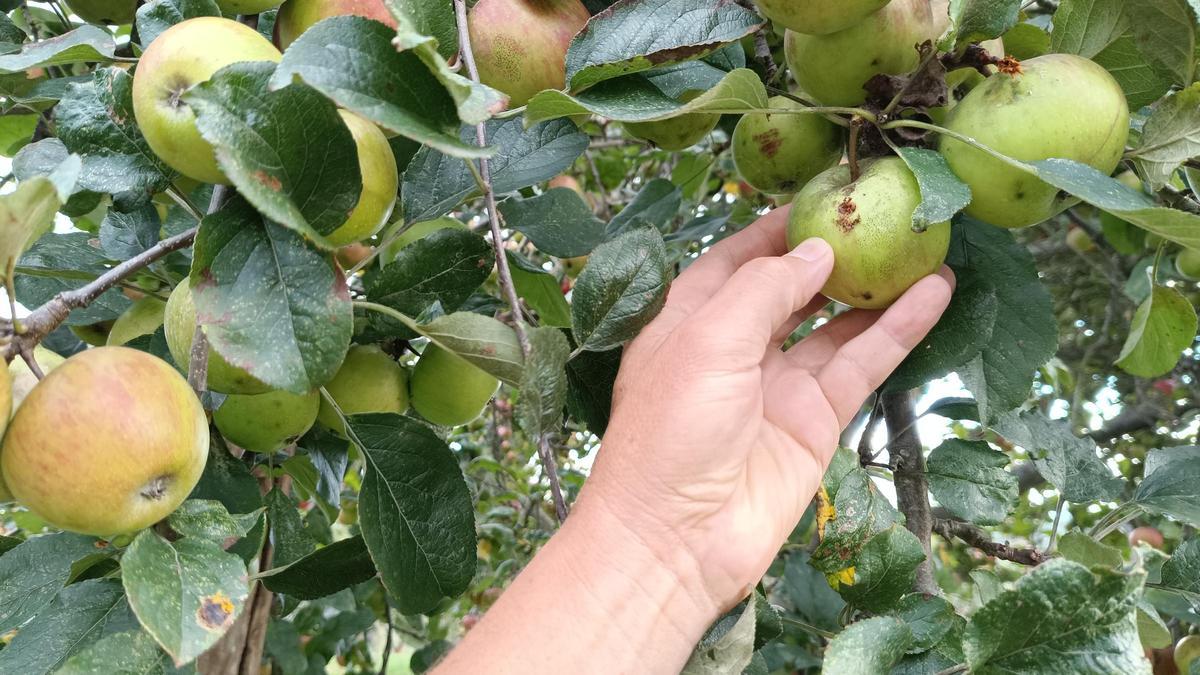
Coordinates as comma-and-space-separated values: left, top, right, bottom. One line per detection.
411, 345, 499, 427
1065, 227, 1096, 253
1176, 249, 1200, 281
275, 0, 396, 50
316, 345, 409, 434
379, 216, 467, 267
63, 0, 136, 24
755, 0, 889, 36
106, 296, 166, 346
623, 92, 719, 151
336, 243, 374, 269
214, 389, 320, 453
132, 18, 282, 185
1176, 635, 1200, 674
785, 0, 932, 106
561, 255, 588, 279
164, 281, 270, 395
733, 96, 844, 195
548, 175, 584, 196
468, 0, 591, 107
1, 347, 208, 535
939, 54, 1129, 229
787, 157, 950, 309
322, 111, 398, 247
1128, 526, 1165, 550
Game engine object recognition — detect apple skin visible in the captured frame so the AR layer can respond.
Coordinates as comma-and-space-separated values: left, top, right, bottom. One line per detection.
1128, 526, 1165, 550
0, 347, 208, 536
468, 0, 591, 107
939, 53, 1129, 229
784, 0, 931, 106
755, 0, 889, 36
63, 0, 136, 24
623, 90, 720, 151
1065, 227, 1096, 253
786, 157, 950, 309
733, 96, 844, 195
164, 281, 270, 395
1176, 635, 1200, 674
275, 0, 396, 49
380, 216, 467, 267
106, 296, 166, 346
1176, 249, 1200, 281
214, 389, 320, 453
316, 345, 409, 434
323, 111, 399, 247
132, 18, 282, 185
410, 345, 499, 427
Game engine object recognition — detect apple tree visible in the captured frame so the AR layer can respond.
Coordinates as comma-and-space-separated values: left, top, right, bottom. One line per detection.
0, 0, 1198, 672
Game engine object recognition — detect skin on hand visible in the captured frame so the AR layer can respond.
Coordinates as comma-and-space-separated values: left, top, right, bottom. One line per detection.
438, 206, 954, 673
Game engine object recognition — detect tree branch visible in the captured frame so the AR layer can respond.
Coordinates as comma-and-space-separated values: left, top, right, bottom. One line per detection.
882, 389, 937, 595
933, 518, 1048, 566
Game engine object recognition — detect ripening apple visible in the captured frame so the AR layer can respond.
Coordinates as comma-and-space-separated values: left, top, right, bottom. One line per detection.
106, 296, 166, 346
275, 0, 396, 49
63, 0, 136, 24
787, 157, 950, 309
1128, 526, 1164, 550
755, 0, 889, 36
132, 18, 282, 185
785, 0, 931, 107
939, 54, 1129, 229
214, 389, 320, 453
410, 345, 499, 427
164, 280, 270, 395
1176, 249, 1200, 281
0, 347, 208, 535
623, 91, 720, 151
323, 111, 399, 247
733, 96, 844, 195
316, 345, 410, 434
468, 0, 591, 107
1176, 635, 1200, 674
379, 217, 467, 267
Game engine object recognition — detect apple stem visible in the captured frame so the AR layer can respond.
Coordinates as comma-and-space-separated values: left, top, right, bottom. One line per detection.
847, 118, 863, 182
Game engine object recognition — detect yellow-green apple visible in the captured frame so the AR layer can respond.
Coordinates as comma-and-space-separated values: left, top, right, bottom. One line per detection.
316, 345, 409, 434
939, 54, 1129, 228
215, 0, 282, 17
787, 157, 950, 309
410, 345, 499, 427
561, 255, 588, 278
132, 18, 282, 185
1065, 227, 1096, 253
0, 347, 208, 535
275, 0, 396, 49
468, 0, 591, 107
1176, 249, 1200, 280
733, 96, 844, 194
756, 0, 889, 35
63, 0, 136, 24
323, 110, 398, 247
379, 216, 467, 267
164, 280, 270, 395
623, 92, 719, 151
1177, 635, 1200, 674
785, 0, 931, 106
214, 389, 320, 452
106, 296, 166, 346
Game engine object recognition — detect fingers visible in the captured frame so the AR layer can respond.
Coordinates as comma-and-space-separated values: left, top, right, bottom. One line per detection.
783, 307, 881, 369
815, 268, 956, 427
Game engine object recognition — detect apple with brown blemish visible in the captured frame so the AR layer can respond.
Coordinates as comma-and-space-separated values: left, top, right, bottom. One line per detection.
732, 95, 844, 195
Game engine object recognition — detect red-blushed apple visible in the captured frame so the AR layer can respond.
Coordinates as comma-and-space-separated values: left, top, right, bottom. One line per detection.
323, 111, 399, 247
132, 18, 282, 185
275, 0, 396, 49
468, 0, 591, 107
316, 345, 409, 434
732, 95, 844, 195
164, 280, 271, 395
214, 389, 320, 453
0, 347, 208, 535
410, 345, 499, 427
1128, 526, 1165, 550
755, 0, 888, 36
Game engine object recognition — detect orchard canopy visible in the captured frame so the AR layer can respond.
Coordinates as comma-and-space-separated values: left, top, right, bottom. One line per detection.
0, 0, 1199, 673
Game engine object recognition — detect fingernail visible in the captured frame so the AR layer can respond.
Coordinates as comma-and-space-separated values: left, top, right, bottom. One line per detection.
788, 237, 831, 262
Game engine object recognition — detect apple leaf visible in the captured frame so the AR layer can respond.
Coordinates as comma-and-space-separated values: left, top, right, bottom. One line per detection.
822, 616, 913, 674
894, 147, 971, 231
571, 226, 669, 352
499, 188, 607, 258
926, 439, 1018, 526
565, 0, 763, 90
0, 25, 115, 74
347, 413, 476, 615
1000, 22, 1050, 60
516, 327, 571, 438
890, 594, 959, 654
14, 231, 133, 326
1131, 84, 1200, 190
0, 171, 74, 287
99, 204, 161, 260
270, 17, 487, 159
167, 499, 260, 542
407, 312, 525, 387
264, 487, 317, 568
1058, 531, 1123, 569
0, 112, 36, 156
0, 13, 24, 54
383, 0, 458, 61
401, 116, 587, 224
134, 0, 221, 49
0, 532, 101, 633
811, 469, 901, 574
0, 579, 137, 674
1116, 285, 1197, 378
565, 345, 622, 437
507, 251, 572, 329
608, 178, 682, 235
56, 630, 168, 675
190, 196, 353, 394
837, 526, 927, 614
121, 531, 250, 666
682, 596, 758, 675
258, 535, 377, 600
1127, 0, 1196, 88
1160, 538, 1200, 598
949, 0, 1022, 47
1133, 446, 1200, 523
992, 410, 1124, 503
185, 61, 360, 249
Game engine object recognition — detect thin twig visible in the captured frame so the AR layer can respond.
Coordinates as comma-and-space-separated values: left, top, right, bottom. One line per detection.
752, 28, 778, 84
933, 518, 1048, 566
856, 394, 882, 465
19, 348, 45, 380
537, 435, 569, 521
1044, 498, 1067, 555
378, 590, 393, 675
583, 150, 612, 219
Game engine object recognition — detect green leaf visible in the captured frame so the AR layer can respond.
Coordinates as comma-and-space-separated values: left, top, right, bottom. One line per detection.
782, 552, 845, 631
0, 25, 115, 73
349, 413, 476, 614
812, 470, 900, 574
681, 593, 757, 675
401, 117, 587, 224
405, 311, 525, 387
837, 526, 927, 613
0, 532, 100, 633
926, 439, 1017, 526
0, 579, 136, 674
167, 499, 258, 542
565, 0, 762, 90
1131, 84, 1200, 190
0, 112, 36, 156
0, 175, 72, 285
821, 616, 912, 675
951, 0, 1022, 47
1133, 446, 1200, 522
265, 488, 318, 568
964, 559, 1146, 674
270, 16, 484, 159
1127, 0, 1196, 87
1058, 531, 1124, 569
56, 630, 169, 675
507, 251, 572, 328
185, 61, 360, 247
890, 593, 958, 654
190, 197, 354, 394
1116, 285, 1198, 378
188, 441, 263, 516
498, 188, 607, 257
516, 327, 571, 437
565, 345, 622, 436
0, 13, 25, 53
15, 231, 132, 326
571, 226, 669, 352
1160, 539, 1200, 598
923, 397, 980, 421
1136, 597, 1173, 650
258, 535, 377, 600
607, 178, 681, 235
384, 0, 458, 60
1050, 0, 1128, 57
1000, 22, 1050, 59
893, 147, 971, 231
99, 205, 161, 261
887, 273, 998, 392
135, 0, 221, 47
992, 411, 1123, 503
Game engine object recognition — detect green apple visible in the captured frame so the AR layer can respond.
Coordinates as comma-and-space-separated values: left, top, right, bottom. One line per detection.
164, 280, 270, 395
1176, 248, 1200, 281
317, 345, 409, 434
787, 157, 950, 309
214, 389, 320, 453
623, 92, 719, 151
410, 345, 499, 427
132, 18, 282, 185
275, 0, 396, 49
733, 96, 844, 195
1, 347, 208, 535
9, 346, 66, 414
755, 0, 889, 36
1176, 635, 1200, 674
562, 255, 588, 278
215, 0, 282, 17
106, 296, 166, 346
1065, 227, 1096, 253
323, 111, 399, 247
63, 0, 136, 24
939, 54, 1129, 229
784, 0, 931, 106
468, 0, 591, 107
380, 216, 467, 267
70, 322, 112, 346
